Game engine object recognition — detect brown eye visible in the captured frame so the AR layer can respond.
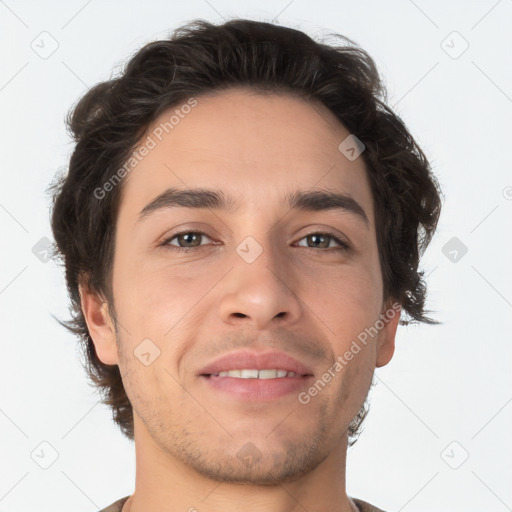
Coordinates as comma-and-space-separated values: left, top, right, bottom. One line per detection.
175, 232, 203, 247
162, 231, 213, 251
307, 233, 330, 248
296, 232, 350, 251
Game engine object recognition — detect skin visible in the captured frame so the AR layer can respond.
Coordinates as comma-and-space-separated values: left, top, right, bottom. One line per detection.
80, 88, 400, 512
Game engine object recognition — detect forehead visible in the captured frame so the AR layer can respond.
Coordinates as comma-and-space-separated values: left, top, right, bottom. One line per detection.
118, 88, 374, 224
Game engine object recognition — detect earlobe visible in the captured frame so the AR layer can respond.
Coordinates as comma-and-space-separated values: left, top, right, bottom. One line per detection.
375, 302, 401, 368
79, 282, 119, 366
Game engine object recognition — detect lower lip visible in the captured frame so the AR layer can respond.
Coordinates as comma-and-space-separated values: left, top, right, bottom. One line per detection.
200, 374, 314, 401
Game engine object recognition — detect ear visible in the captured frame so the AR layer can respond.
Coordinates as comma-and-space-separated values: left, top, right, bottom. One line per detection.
375, 300, 401, 368
79, 279, 119, 366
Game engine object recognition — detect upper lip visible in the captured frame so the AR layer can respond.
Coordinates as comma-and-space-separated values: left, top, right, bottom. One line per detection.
198, 350, 315, 377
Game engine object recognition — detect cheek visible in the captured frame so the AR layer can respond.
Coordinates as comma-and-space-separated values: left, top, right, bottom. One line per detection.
302, 267, 382, 391
305, 262, 382, 332
113, 260, 216, 341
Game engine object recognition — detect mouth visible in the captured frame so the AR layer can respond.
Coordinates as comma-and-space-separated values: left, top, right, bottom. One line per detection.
202, 369, 309, 378
199, 372, 314, 401
197, 350, 315, 401
197, 349, 315, 378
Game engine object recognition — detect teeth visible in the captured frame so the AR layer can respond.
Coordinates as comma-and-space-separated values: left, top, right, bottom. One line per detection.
214, 369, 298, 379
240, 369, 259, 378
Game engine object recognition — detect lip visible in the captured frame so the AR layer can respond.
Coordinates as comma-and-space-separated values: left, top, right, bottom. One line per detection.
197, 350, 315, 402
201, 373, 314, 401
197, 350, 315, 377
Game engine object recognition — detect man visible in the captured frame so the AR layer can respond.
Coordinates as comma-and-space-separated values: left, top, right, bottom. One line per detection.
50, 18, 442, 512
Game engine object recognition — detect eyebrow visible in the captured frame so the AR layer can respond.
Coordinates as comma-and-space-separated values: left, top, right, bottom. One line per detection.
137, 187, 369, 228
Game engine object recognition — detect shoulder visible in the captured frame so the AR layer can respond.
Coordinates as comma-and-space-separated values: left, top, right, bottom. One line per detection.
97, 495, 387, 512
98, 496, 130, 512
352, 497, 388, 512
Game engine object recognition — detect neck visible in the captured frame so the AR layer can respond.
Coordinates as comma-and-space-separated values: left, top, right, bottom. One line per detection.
124, 418, 357, 512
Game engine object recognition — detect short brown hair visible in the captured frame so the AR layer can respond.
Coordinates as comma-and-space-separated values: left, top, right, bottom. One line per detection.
49, 18, 442, 444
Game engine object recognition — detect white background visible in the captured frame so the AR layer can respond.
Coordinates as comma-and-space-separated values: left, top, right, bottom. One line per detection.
1, 1, 511, 511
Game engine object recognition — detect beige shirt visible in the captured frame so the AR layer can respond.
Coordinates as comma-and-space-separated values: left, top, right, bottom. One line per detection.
98, 495, 387, 512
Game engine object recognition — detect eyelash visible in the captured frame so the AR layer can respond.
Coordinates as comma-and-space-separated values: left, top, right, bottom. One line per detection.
159, 230, 350, 254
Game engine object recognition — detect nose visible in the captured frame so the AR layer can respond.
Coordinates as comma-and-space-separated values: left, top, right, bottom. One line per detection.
217, 241, 303, 330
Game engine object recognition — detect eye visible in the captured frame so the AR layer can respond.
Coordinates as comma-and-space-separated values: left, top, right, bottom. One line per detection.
160, 231, 214, 252
295, 232, 350, 252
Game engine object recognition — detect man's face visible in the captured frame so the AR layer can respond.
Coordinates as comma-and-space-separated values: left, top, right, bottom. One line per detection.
89, 88, 399, 483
